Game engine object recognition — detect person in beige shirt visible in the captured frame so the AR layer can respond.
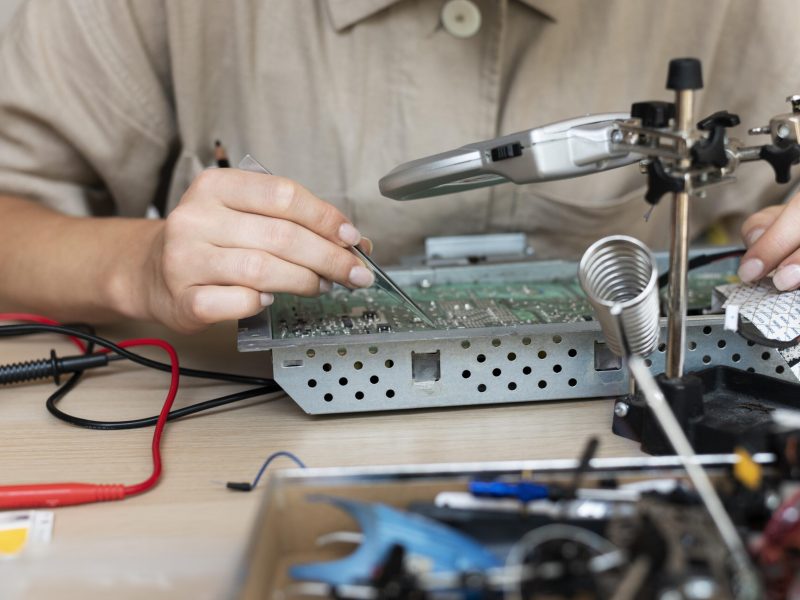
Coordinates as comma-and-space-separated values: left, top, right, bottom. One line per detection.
0, 0, 798, 332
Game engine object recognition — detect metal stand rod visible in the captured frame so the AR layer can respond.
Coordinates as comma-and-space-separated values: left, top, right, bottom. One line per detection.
665, 89, 694, 378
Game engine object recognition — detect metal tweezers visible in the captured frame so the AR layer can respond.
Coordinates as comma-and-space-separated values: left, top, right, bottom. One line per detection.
350, 245, 434, 326
238, 155, 435, 327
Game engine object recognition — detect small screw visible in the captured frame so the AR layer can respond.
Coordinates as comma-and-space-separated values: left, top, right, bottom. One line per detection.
638, 159, 650, 174
610, 129, 624, 144
748, 126, 770, 136
787, 94, 800, 113
614, 401, 629, 418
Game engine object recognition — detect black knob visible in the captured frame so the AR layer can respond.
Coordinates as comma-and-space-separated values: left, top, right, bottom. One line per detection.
760, 144, 800, 184
666, 58, 703, 91
645, 159, 685, 205
691, 111, 741, 169
631, 101, 675, 128
697, 110, 740, 131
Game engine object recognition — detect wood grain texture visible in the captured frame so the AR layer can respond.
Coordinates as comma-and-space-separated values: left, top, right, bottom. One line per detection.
0, 320, 641, 599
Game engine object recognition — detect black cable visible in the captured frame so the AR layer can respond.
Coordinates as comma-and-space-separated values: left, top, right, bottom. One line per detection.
50, 325, 99, 427
0, 323, 282, 430
46, 383, 278, 430
657, 248, 745, 289
0, 324, 275, 386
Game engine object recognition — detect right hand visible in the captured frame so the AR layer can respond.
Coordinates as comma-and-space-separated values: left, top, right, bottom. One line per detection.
142, 168, 374, 333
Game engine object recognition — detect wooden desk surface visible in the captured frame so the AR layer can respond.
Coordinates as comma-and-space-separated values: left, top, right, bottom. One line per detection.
0, 320, 641, 599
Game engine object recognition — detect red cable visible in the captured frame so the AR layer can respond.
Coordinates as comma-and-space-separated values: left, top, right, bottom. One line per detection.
117, 338, 180, 497
0, 316, 180, 508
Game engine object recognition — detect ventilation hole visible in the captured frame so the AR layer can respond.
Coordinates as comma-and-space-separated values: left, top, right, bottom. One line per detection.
522, 337, 532, 346
702, 355, 711, 364
568, 378, 577, 387
553, 335, 562, 344
385, 359, 395, 368
567, 348, 577, 358
732, 353, 741, 363
369, 346, 378, 354
658, 343, 666, 352
523, 366, 532, 375
462, 370, 471, 379
492, 338, 501, 347
478, 384, 487, 392
644, 359, 652, 367
538, 350, 547, 359
508, 382, 517, 390
747, 367, 756, 373
538, 380, 547, 389
354, 391, 365, 400
747, 340, 755, 347
386, 389, 395, 398
370, 375, 379, 384
324, 393, 333, 402
492, 368, 502, 377
762, 352, 771, 360
688, 341, 697, 350
306, 349, 316, 358
703, 326, 712, 335
717, 340, 727, 349
553, 364, 562, 373
461, 340, 471, 349
354, 361, 363, 370
307, 379, 317, 388
323, 363, 332, 372
477, 354, 487, 363
507, 352, 517, 361
337, 347, 347, 357
776, 365, 785, 374
338, 377, 348, 386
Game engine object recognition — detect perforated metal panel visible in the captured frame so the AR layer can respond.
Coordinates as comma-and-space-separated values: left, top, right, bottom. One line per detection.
261, 317, 792, 414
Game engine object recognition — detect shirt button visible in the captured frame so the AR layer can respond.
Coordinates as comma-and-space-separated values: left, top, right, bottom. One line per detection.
441, 0, 482, 39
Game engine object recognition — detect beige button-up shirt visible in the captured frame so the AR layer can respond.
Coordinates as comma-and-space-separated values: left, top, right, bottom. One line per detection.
0, 0, 799, 261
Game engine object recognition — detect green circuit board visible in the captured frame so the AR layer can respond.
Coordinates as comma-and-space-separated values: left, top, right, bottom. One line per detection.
268, 271, 738, 340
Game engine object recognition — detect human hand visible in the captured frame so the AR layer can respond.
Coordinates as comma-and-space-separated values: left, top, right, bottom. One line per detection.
738, 196, 800, 291
146, 168, 375, 332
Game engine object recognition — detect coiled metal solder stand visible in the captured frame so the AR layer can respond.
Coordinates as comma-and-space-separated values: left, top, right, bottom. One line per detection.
578, 235, 660, 359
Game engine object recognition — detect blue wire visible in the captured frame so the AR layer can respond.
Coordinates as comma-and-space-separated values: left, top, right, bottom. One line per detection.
251, 451, 307, 489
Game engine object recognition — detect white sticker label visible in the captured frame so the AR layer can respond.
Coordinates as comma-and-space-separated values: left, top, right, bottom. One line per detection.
724, 304, 739, 332
0, 510, 54, 559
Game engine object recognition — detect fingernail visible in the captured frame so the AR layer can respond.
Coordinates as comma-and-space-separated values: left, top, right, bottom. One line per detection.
349, 265, 374, 288
773, 264, 800, 291
338, 223, 361, 246
737, 258, 764, 283
745, 228, 765, 247
260, 292, 274, 307
319, 278, 332, 293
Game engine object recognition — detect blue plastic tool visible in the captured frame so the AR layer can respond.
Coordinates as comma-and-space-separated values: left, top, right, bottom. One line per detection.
289, 495, 501, 586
